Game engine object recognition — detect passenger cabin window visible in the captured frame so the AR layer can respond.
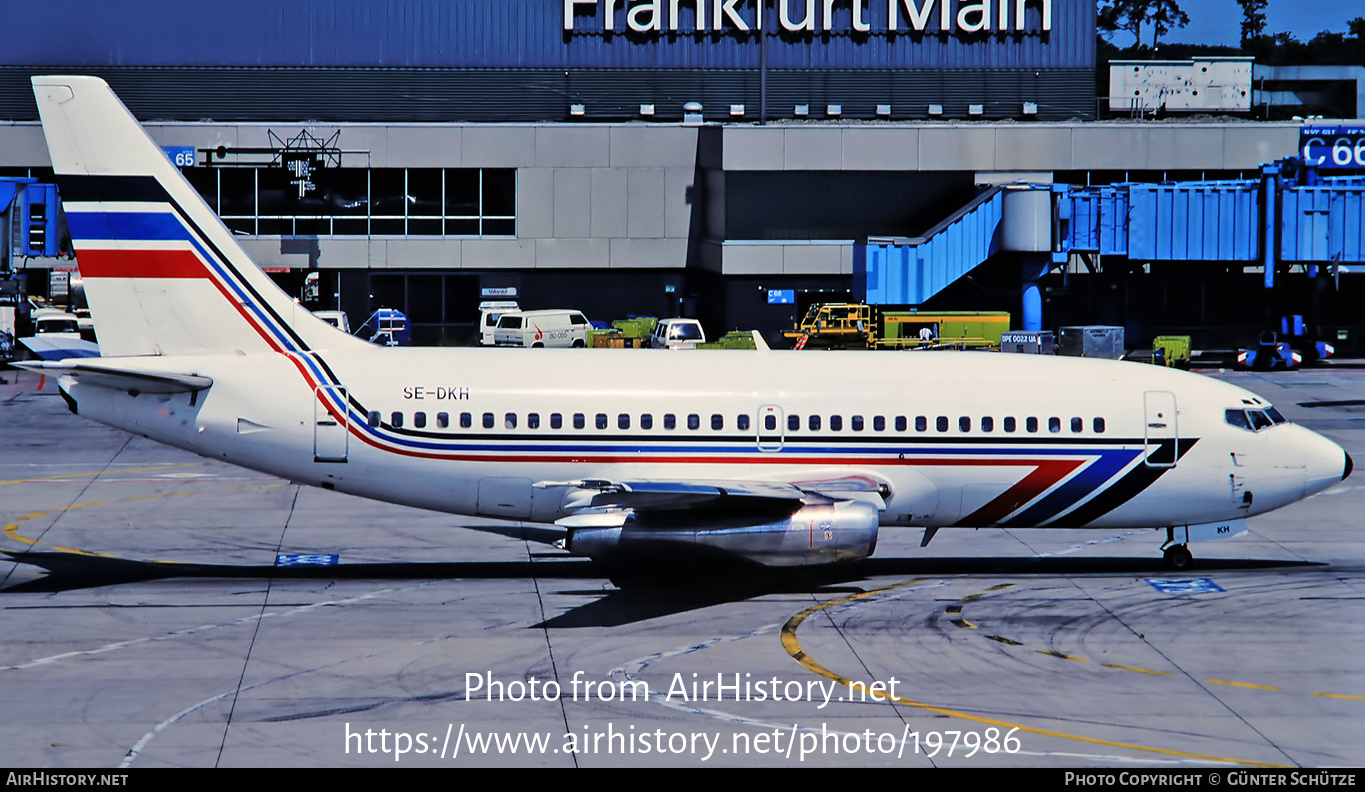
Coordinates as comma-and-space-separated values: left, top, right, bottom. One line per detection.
551, 413, 562, 429
596, 413, 608, 430
809, 415, 821, 431
618, 413, 630, 430
437, 412, 449, 429
664, 414, 676, 430
737, 415, 750, 431
483, 413, 495, 429
711, 414, 724, 430
894, 416, 906, 432
414, 412, 427, 429
1048, 417, 1061, 433
391, 411, 404, 428
574, 413, 585, 429
461, 412, 473, 428
1093, 417, 1105, 433
528, 413, 540, 429
981, 416, 993, 432
368, 411, 381, 428
1071, 417, 1083, 433
767, 414, 779, 431
504, 413, 516, 430
1026, 417, 1038, 433
788, 415, 800, 431
688, 414, 700, 430
851, 415, 864, 431
873, 416, 885, 431
641, 414, 653, 430
915, 416, 927, 432
830, 415, 842, 431
959, 416, 971, 432
1004, 417, 1016, 433
936, 416, 948, 432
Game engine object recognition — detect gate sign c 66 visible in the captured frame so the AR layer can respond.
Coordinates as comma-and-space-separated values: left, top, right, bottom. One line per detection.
1300, 126, 1365, 169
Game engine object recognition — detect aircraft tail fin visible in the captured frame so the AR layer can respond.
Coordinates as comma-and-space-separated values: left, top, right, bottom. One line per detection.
31, 75, 351, 358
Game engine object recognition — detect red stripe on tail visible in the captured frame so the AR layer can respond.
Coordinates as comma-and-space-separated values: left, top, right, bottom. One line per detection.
77, 249, 208, 279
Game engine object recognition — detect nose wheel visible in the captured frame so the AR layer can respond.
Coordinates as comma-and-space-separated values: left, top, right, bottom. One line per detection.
1162, 544, 1193, 571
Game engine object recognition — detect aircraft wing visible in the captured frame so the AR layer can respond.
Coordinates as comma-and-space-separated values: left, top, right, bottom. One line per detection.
12, 359, 213, 394
542, 475, 887, 528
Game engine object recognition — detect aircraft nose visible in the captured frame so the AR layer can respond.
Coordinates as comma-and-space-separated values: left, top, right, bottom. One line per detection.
1302, 429, 1351, 496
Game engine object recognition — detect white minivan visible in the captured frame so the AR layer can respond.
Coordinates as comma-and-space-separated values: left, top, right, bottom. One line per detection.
478, 301, 521, 346
649, 318, 706, 349
494, 309, 590, 348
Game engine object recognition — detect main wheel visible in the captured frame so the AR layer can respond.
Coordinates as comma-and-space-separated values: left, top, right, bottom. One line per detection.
1162, 544, 1193, 571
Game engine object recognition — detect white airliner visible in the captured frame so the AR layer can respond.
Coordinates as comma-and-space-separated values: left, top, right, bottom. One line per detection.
18, 76, 1352, 573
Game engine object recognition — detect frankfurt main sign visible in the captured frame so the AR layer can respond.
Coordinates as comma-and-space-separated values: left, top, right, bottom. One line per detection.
562, 0, 1056, 35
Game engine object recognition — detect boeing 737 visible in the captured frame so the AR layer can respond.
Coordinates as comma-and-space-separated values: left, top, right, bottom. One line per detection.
16, 76, 1352, 573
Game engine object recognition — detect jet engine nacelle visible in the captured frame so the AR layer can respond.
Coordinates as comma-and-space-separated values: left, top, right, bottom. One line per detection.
564, 499, 879, 567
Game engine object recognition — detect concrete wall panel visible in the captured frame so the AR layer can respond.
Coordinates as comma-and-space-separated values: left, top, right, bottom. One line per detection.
590, 168, 629, 238
842, 128, 919, 170
516, 167, 554, 239
553, 168, 591, 238
535, 127, 611, 168
627, 168, 666, 239
462, 126, 536, 167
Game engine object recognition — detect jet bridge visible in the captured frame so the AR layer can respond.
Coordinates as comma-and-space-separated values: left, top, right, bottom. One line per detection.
855, 159, 1365, 333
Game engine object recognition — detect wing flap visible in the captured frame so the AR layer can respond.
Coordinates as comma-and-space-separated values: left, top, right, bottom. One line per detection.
540, 475, 887, 518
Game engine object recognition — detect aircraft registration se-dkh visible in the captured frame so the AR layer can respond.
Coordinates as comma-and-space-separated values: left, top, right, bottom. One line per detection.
17, 76, 1353, 574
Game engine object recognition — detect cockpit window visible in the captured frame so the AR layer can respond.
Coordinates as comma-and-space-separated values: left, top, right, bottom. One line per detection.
1227, 406, 1289, 432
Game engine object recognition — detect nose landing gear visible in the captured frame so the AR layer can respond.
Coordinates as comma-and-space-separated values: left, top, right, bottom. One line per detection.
1160, 526, 1194, 570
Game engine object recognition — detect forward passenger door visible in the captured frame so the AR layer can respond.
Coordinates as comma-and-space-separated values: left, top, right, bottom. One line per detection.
1143, 390, 1177, 467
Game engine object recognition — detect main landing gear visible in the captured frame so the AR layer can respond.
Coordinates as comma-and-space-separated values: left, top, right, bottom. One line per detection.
1160, 526, 1193, 571
1162, 544, 1193, 571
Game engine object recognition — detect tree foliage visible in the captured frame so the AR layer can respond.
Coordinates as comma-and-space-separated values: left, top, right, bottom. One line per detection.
1236, 0, 1268, 46
1097, 0, 1189, 50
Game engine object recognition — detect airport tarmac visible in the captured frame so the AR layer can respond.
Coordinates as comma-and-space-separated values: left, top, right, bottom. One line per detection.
1, 364, 1362, 769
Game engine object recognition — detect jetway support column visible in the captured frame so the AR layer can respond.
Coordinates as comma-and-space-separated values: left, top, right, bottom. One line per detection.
1261, 164, 1280, 292
1020, 255, 1049, 332
1001, 186, 1057, 333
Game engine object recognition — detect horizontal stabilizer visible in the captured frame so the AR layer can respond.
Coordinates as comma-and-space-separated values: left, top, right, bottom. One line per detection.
18, 336, 101, 361
12, 360, 213, 394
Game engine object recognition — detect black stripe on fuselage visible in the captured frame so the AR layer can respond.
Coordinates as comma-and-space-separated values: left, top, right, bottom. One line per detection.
369, 425, 1159, 445
1045, 438, 1198, 527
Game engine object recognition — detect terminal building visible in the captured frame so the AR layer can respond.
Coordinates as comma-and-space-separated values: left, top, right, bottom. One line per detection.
0, 0, 1359, 350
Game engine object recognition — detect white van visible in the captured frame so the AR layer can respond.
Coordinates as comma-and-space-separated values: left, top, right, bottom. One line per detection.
478, 301, 521, 346
649, 318, 706, 349
312, 310, 351, 334
494, 309, 590, 348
